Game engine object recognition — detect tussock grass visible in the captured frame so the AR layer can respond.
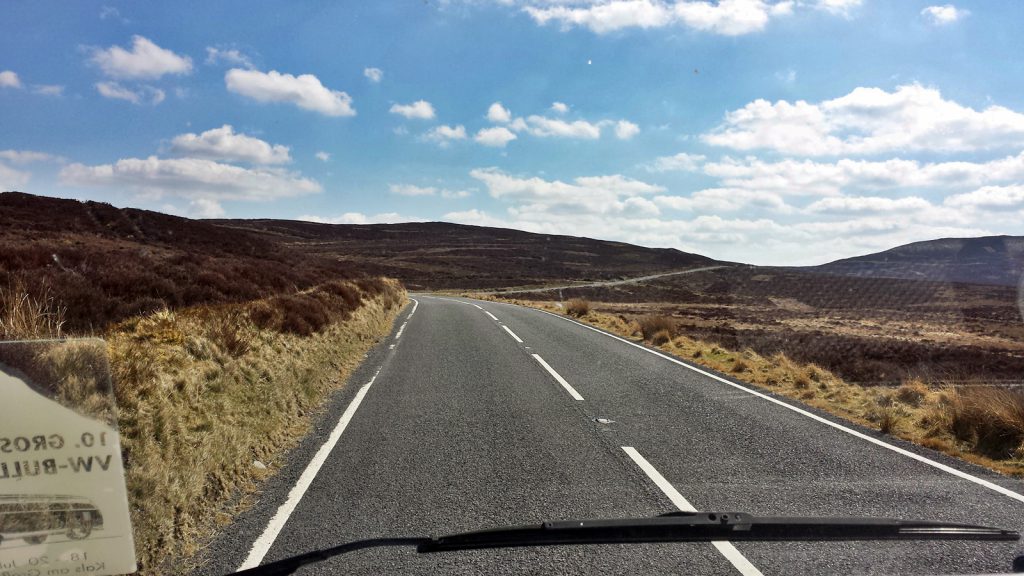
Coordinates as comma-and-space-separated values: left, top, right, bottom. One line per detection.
107, 278, 406, 573
2, 277, 407, 573
650, 329, 672, 346
896, 379, 929, 407
488, 296, 1024, 477
0, 280, 66, 339
565, 298, 590, 317
946, 386, 1024, 460
638, 315, 675, 342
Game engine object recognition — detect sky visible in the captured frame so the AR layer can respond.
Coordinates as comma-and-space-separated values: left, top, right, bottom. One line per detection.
2, 0, 1024, 265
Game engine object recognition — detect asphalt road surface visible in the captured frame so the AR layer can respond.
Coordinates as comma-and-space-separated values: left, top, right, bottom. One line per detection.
198, 296, 1024, 575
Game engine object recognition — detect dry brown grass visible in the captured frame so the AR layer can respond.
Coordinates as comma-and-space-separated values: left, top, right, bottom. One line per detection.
104, 279, 406, 573
1, 276, 403, 573
731, 358, 749, 373
650, 329, 672, 346
0, 281, 66, 340
946, 386, 1024, 460
638, 315, 675, 342
874, 404, 904, 435
489, 296, 1024, 477
565, 298, 590, 317
896, 379, 929, 407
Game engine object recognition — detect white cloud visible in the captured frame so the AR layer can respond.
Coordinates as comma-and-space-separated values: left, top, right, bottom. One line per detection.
297, 212, 423, 225
424, 124, 467, 146
655, 188, 793, 213
0, 71, 22, 89
644, 152, 706, 172
315, 151, 331, 162
701, 152, 1024, 196
388, 183, 474, 199
614, 120, 640, 140
95, 81, 165, 105
99, 5, 129, 23
225, 68, 356, 117
205, 47, 254, 68
389, 100, 436, 120
522, 0, 804, 36
363, 67, 383, 83
813, 0, 861, 17
482, 102, 637, 142
487, 102, 512, 123
921, 4, 969, 25
445, 162, 1010, 265
389, 184, 437, 197
520, 115, 602, 139
189, 198, 226, 218
0, 163, 31, 191
0, 150, 60, 164
704, 84, 1024, 155
474, 126, 518, 147
804, 195, 934, 214
775, 68, 796, 84
59, 156, 321, 202
469, 167, 664, 217
169, 125, 291, 165
32, 84, 64, 96
88, 35, 193, 79
945, 185, 1024, 211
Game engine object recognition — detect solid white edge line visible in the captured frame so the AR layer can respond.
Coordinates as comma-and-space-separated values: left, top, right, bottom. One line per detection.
502, 325, 524, 343
622, 447, 763, 576
395, 322, 408, 339
238, 371, 381, 570
484, 311, 498, 321
529, 307, 1024, 505
532, 353, 585, 401
408, 297, 419, 319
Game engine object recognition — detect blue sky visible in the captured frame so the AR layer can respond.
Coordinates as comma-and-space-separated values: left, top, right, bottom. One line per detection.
2, 0, 1024, 265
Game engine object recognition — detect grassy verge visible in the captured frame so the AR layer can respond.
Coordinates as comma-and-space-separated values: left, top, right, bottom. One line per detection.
476, 295, 1024, 477
2, 279, 407, 574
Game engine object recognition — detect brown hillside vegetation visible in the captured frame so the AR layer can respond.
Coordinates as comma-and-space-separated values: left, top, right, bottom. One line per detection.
216, 218, 719, 290
0, 192, 363, 331
814, 234, 1024, 287
500, 266, 1024, 387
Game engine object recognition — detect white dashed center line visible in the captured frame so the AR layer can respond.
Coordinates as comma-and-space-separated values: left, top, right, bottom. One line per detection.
622, 447, 763, 576
502, 325, 524, 343
532, 354, 584, 401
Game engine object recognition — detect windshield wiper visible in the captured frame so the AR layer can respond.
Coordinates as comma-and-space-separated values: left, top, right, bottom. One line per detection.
234, 511, 1019, 575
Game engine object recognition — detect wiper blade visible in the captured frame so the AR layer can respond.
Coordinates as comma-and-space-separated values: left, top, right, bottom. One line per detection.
419, 511, 1020, 552
233, 512, 1019, 575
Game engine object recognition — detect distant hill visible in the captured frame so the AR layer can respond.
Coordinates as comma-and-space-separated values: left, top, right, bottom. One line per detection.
215, 219, 720, 290
811, 235, 1024, 287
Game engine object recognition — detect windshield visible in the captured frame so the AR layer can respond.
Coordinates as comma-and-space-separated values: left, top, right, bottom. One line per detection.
1, 1, 1023, 575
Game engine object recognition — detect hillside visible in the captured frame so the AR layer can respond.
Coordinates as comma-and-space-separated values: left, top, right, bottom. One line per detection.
811, 235, 1024, 287
0, 192, 358, 331
0, 192, 720, 329
213, 219, 720, 290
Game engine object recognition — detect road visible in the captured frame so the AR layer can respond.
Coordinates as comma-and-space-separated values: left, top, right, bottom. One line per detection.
493, 265, 729, 294
199, 296, 1024, 575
